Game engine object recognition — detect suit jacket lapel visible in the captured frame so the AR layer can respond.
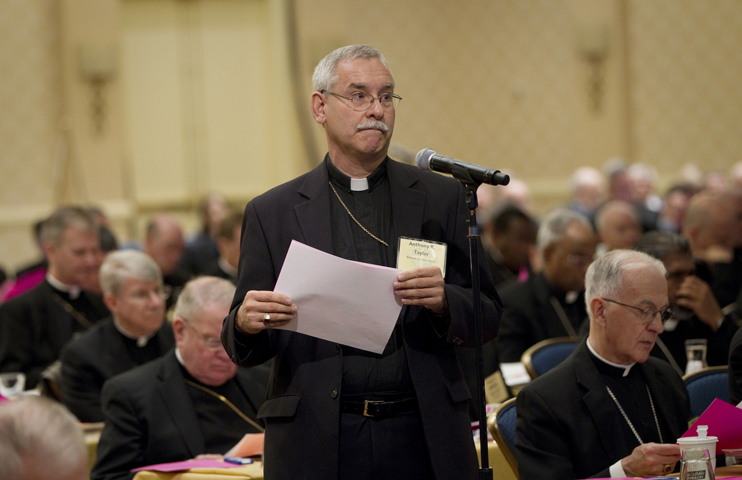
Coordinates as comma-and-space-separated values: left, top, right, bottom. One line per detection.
574, 342, 630, 461
387, 160, 425, 243
157, 352, 205, 456
295, 161, 334, 254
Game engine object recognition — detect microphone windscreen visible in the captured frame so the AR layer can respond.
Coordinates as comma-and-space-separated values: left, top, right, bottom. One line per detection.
415, 148, 435, 171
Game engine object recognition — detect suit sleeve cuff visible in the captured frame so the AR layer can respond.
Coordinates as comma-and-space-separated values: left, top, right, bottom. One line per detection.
610, 460, 627, 478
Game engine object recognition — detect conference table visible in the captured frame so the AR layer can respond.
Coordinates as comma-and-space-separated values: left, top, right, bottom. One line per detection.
131, 440, 516, 480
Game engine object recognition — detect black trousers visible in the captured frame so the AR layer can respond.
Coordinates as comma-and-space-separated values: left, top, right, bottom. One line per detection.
338, 410, 434, 480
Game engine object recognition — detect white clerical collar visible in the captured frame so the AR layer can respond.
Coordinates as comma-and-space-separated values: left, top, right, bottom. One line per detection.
46, 273, 81, 299
113, 317, 157, 348
175, 347, 185, 366
565, 291, 579, 304
586, 338, 635, 377
350, 177, 369, 191
218, 257, 238, 277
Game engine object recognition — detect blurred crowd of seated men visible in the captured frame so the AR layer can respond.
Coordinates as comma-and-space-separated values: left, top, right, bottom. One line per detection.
2, 158, 742, 478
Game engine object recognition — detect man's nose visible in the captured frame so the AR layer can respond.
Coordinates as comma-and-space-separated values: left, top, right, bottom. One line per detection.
366, 98, 385, 117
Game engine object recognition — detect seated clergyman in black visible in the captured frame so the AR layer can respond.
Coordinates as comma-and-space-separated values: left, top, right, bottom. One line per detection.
0, 206, 109, 389
515, 250, 691, 479
92, 277, 269, 480
60, 250, 175, 422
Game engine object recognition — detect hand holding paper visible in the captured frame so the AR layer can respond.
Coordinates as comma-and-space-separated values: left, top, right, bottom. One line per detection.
272, 241, 403, 354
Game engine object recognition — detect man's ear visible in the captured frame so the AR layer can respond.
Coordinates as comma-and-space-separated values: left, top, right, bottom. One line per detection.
43, 241, 56, 264
311, 92, 327, 125
542, 244, 555, 264
172, 317, 187, 342
590, 297, 607, 328
103, 292, 118, 313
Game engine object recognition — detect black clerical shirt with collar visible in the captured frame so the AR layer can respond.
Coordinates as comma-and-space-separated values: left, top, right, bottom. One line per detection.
590, 352, 666, 447
178, 361, 263, 453
326, 157, 413, 399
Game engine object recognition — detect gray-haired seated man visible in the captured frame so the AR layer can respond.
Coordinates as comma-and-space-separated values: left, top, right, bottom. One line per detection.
0, 396, 88, 480
60, 249, 175, 422
92, 277, 269, 480
515, 250, 691, 479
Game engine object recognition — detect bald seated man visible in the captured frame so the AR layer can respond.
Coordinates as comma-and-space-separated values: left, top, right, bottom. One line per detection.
595, 200, 642, 253
682, 192, 742, 311
143, 213, 190, 307
515, 250, 691, 479
0, 396, 88, 480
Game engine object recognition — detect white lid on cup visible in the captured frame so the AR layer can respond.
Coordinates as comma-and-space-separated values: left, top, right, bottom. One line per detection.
677, 425, 718, 445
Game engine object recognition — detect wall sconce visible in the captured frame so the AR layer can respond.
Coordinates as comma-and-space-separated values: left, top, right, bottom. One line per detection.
79, 43, 117, 135
576, 23, 610, 112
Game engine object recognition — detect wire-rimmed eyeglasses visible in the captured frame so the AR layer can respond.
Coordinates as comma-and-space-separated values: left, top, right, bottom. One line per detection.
322, 90, 402, 111
603, 298, 673, 324
182, 320, 223, 350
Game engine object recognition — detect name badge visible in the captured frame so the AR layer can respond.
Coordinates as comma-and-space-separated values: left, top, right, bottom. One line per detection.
396, 237, 448, 278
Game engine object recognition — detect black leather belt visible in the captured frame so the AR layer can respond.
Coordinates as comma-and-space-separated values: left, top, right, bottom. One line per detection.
340, 397, 417, 418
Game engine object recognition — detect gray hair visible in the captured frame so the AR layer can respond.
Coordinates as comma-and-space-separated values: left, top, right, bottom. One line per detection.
41, 205, 98, 245
584, 249, 666, 317
311, 44, 394, 93
99, 250, 163, 296
536, 208, 593, 256
174, 276, 236, 324
0, 397, 86, 480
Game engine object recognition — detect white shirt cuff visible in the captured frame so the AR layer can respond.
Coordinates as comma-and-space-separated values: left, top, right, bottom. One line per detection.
610, 459, 627, 478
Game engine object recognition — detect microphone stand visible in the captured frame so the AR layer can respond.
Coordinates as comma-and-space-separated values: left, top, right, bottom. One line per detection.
449, 164, 491, 480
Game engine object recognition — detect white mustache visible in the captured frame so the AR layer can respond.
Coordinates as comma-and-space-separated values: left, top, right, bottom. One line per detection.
357, 120, 388, 132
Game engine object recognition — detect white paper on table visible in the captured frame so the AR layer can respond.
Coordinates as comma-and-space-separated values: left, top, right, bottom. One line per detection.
500, 362, 531, 387
272, 240, 403, 354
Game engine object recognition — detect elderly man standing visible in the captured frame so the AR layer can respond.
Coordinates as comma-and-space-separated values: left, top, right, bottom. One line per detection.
0, 206, 109, 389
515, 250, 690, 479
92, 277, 268, 480
221, 45, 500, 480
60, 250, 175, 422
497, 208, 596, 362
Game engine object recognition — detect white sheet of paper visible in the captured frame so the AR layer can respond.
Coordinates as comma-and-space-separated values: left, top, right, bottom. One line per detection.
500, 362, 531, 387
272, 240, 403, 354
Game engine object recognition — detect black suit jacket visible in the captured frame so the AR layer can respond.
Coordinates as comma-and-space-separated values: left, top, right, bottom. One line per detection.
515, 340, 690, 480
60, 318, 175, 422
222, 158, 501, 480
497, 272, 587, 362
728, 327, 742, 405
92, 350, 269, 480
0, 279, 109, 388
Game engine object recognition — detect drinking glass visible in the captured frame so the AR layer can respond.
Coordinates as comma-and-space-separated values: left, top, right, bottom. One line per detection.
685, 339, 708, 375
0, 372, 26, 397
680, 448, 715, 480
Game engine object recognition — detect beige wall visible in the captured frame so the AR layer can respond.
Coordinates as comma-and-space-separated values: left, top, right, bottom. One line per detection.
2, 0, 742, 273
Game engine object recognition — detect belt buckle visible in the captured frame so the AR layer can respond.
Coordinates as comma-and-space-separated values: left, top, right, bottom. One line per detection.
363, 400, 382, 417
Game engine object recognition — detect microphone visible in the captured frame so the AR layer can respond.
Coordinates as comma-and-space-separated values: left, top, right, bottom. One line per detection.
415, 149, 510, 186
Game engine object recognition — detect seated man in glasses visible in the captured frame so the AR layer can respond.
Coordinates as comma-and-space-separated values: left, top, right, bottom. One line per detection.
515, 249, 691, 479
92, 277, 269, 480
60, 250, 175, 422
634, 231, 738, 375
497, 208, 596, 362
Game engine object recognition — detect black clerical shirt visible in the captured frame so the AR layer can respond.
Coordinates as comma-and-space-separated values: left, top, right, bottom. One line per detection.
590, 353, 668, 447
326, 157, 413, 398
180, 364, 262, 454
